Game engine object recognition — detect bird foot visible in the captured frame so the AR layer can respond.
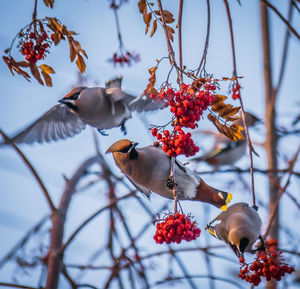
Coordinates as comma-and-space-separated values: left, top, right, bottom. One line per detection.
166, 177, 176, 190
97, 129, 109, 136
120, 120, 127, 135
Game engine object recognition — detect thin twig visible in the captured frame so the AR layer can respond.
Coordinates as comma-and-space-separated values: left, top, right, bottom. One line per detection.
196, 0, 211, 76
263, 147, 300, 239
260, 0, 300, 40
0, 130, 56, 212
273, 0, 293, 97
177, 0, 184, 84
150, 274, 242, 289
60, 192, 135, 253
223, 0, 257, 208
0, 215, 49, 268
0, 283, 43, 289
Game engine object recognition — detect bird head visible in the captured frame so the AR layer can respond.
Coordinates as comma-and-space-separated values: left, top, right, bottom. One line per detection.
106, 139, 139, 160
58, 86, 86, 113
228, 226, 253, 257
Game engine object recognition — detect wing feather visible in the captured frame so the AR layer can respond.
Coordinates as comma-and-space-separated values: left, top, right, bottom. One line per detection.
6, 104, 86, 144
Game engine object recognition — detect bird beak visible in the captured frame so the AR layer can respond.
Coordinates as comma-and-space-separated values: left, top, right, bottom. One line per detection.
58, 98, 72, 104
229, 243, 242, 258
205, 225, 217, 239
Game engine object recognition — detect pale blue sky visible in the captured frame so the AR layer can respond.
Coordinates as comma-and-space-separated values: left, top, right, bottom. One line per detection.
0, 0, 299, 288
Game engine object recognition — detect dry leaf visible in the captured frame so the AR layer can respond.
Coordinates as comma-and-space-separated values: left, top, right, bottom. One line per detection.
41, 70, 53, 87
144, 13, 152, 34
167, 25, 174, 41
43, 0, 55, 8
39, 64, 55, 74
30, 63, 44, 85
76, 54, 86, 73
208, 113, 244, 141
3, 56, 31, 81
150, 20, 157, 37
68, 37, 76, 62
138, 0, 146, 13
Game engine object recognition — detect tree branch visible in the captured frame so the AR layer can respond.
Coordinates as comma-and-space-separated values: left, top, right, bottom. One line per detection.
46, 156, 100, 289
0, 129, 56, 212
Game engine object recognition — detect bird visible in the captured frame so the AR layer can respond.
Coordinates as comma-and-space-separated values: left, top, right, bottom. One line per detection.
106, 139, 232, 210
2, 77, 165, 145
206, 202, 262, 257
191, 112, 261, 168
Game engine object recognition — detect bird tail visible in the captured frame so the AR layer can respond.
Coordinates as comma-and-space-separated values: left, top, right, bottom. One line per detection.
194, 180, 232, 210
219, 191, 232, 211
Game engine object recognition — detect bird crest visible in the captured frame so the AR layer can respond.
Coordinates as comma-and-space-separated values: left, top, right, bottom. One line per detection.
106, 139, 132, 153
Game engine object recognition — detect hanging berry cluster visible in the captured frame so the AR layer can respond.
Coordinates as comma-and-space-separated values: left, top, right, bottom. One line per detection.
153, 212, 201, 244
108, 51, 140, 67
150, 78, 216, 157
18, 26, 51, 64
231, 80, 241, 100
238, 239, 295, 286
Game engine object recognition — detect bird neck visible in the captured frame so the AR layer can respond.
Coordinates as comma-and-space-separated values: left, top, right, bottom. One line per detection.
129, 148, 139, 160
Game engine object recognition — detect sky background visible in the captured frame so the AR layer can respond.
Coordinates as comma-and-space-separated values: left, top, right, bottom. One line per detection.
0, 0, 299, 288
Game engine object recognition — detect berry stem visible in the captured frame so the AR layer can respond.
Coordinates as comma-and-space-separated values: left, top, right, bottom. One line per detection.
223, 0, 257, 208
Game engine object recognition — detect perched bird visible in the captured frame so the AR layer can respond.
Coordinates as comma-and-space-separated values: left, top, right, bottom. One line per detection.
192, 112, 261, 168
206, 202, 262, 257
3, 77, 165, 144
106, 139, 232, 210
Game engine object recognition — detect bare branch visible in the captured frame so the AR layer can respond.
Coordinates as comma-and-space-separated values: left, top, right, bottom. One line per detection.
260, 0, 300, 40
0, 129, 56, 212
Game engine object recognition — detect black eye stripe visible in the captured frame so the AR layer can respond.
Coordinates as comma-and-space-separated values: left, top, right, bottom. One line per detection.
119, 143, 134, 153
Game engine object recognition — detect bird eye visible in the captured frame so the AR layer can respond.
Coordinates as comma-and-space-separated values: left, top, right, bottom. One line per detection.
119, 145, 132, 153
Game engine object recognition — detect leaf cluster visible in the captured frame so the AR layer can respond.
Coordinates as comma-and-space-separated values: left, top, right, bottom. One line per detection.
208, 95, 244, 141
138, 0, 175, 40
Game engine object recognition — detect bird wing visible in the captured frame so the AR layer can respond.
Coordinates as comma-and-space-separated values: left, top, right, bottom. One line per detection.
128, 93, 167, 112
105, 77, 123, 88
126, 176, 151, 198
6, 104, 86, 144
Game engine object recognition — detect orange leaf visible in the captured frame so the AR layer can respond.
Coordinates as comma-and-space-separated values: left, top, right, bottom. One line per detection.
30, 63, 44, 85
76, 54, 86, 73
68, 37, 76, 62
144, 12, 152, 34
150, 19, 157, 37
41, 70, 53, 87
138, 0, 146, 14
39, 64, 55, 74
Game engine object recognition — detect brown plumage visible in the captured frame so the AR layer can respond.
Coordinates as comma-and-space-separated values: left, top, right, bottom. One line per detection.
106, 139, 232, 210
206, 202, 262, 257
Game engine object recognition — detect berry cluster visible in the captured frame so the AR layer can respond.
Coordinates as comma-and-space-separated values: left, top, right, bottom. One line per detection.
152, 127, 199, 157
19, 29, 51, 63
238, 239, 295, 286
108, 51, 140, 67
231, 81, 241, 100
153, 212, 201, 244
150, 79, 217, 157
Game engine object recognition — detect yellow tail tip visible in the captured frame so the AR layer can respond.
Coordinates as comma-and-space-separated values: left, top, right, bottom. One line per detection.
220, 192, 232, 211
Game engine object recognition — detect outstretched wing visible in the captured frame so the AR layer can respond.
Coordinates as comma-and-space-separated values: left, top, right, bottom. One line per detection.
128, 93, 167, 112
6, 104, 86, 144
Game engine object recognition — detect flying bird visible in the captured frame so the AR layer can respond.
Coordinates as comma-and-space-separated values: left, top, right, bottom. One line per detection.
192, 112, 261, 168
3, 77, 165, 145
206, 202, 262, 257
106, 139, 232, 210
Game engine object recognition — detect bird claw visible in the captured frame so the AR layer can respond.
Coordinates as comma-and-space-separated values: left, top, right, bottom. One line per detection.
97, 129, 109, 136
166, 177, 176, 190
120, 120, 127, 135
